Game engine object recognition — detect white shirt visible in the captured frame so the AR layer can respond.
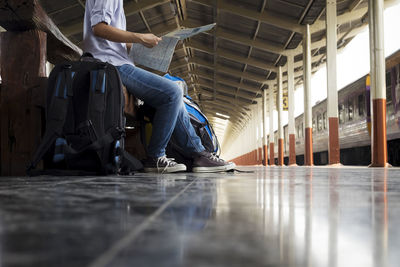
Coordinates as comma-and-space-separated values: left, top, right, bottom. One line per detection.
83, 0, 134, 66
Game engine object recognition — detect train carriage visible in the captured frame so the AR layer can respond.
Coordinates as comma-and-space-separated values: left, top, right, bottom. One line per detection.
274, 49, 400, 166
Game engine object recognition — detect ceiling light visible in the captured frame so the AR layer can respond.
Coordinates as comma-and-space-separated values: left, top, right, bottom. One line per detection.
216, 112, 230, 119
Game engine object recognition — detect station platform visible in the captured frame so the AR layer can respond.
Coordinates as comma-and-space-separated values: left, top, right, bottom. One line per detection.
0, 166, 399, 267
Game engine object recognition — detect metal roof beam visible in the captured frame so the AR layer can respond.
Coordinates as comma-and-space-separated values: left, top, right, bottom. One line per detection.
185, 40, 277, 70
203, 107, 247, 122
171, 57, 270, 84
203, 106, 246, 120
311, 0, 399, 33
195, 83, 255, 103
191, 69, 261, 94
216, 28, 286, 55
194, 81, 257, 101
193, 89, 252, 106
202, 101, 248, 116
194, 87, 254, 105
175, 0, 188, 21
348, 0, 363, 11
61, 0, 171, 36
191, 0, 303, 33
182, 20, 285, 55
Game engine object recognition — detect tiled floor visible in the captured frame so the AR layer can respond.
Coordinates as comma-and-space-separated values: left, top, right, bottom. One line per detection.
0, 166, 399, 267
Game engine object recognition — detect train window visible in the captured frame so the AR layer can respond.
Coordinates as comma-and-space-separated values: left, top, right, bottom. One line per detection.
323, 112, 327, 129
317, 113, 322, 131
386, 71, 392, 104
301, 123, 304, 138
348, 99, 354, 121
358, 94, 364, 116
339, 104, 345, 124
312, 118, 316, 133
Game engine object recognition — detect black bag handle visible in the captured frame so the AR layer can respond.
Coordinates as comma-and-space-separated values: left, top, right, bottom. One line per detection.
80, 52, 94, 59
80, 52, 102, 62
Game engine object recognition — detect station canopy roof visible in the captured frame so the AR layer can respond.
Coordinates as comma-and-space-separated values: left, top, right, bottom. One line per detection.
32, 0, 400, 133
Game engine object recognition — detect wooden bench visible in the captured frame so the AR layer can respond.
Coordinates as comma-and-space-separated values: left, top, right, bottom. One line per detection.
0, 0, 144, 175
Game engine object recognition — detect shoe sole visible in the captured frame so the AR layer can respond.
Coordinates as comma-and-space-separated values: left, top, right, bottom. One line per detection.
144, 165, 187, 173
192, 163, 236, 173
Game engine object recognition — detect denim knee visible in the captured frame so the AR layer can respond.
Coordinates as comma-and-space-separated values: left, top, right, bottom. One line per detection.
166, 82, 183, 104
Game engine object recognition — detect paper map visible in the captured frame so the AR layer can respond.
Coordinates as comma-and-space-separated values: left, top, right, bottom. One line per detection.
128, 23, 216, 72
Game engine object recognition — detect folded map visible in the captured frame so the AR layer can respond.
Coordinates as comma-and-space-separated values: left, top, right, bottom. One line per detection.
128, 23, 216, 72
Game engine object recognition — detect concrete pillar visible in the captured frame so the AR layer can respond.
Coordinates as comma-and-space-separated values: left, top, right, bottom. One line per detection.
262, 89, 268, 165
258, 101, 263, 165
368, 0, 388, 167
277, 66, 284, 166
269, 87, 275, 166
326, 0, 340, 165
252, 107, 257, 165
303, 24, 313, 166
287, 54, 296, 165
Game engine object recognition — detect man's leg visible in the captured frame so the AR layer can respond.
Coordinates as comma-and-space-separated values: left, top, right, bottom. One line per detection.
171, 100, 205, 154
172, 98, 236, 173
117, 64, 182, 157
117, 64, 186, 172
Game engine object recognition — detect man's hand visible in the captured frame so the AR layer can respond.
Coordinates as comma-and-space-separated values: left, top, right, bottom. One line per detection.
92, 23, 162, 48
139, 33, 162, 48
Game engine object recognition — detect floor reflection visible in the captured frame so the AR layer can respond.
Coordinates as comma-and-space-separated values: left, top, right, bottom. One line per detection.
209, 167, 400, 267
0, 167, 400, 267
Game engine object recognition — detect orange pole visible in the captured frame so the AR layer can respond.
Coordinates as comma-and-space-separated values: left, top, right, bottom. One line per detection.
328, 118, 340, 164
263, 145, 268, 166
288, 134, 296, 165
269, 143, 275, 166
371, 99, 387, 166
278, 139, 284, 166
305, 128, 313, 166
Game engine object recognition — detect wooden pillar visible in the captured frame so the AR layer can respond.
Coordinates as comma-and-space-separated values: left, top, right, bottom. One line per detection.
1, 30, 47, 176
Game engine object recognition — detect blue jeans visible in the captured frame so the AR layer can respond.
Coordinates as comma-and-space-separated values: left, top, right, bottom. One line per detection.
117, 64, 205, 158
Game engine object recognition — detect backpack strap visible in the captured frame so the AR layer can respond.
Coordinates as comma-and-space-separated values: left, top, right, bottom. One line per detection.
119, 150, 143, 175
63, 127, 125, 158
88, 65, 109, 170
27, 65, 75, 173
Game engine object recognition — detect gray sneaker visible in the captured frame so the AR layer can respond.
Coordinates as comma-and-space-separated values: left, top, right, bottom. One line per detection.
143, 156, 187, 173
192, 151, 236, 173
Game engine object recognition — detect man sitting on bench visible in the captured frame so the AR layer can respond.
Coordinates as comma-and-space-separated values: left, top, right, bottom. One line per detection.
83, 0, 235, 173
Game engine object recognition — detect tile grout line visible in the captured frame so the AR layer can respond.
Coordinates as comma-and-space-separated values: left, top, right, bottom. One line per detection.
9, 176, 132, 188
87, 177, 198, 267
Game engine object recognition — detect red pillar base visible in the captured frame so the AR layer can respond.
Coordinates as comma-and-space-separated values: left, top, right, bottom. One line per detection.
370, 99, 388, 167
305, 128, 313, 166
278, 138, 284, 166
263, 145, 268, 166
328, 117, 340, 165
269, 142, 275, 166
288, 134, 296, 165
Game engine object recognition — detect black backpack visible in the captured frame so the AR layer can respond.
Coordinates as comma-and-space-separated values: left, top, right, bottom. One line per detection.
27, 54, 143, 176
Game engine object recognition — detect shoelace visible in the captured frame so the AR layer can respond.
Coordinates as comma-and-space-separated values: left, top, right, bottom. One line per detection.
208, 153, 225, 163
156, 156, 176, 174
